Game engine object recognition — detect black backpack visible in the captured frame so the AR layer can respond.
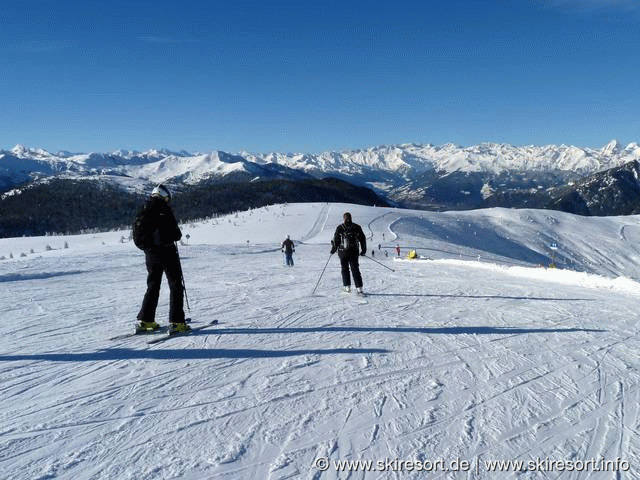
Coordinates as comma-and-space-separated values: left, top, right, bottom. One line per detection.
132, 205, 153, 250
339, 225, 359, 251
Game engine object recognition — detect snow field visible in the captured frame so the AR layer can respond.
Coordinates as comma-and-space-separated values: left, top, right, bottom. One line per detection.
1, 203, 640, 479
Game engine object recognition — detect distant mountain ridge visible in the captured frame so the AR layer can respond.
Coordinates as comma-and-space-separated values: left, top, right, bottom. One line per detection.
3, 140, 639, 194
247, 139, 640, 174
3, 140, 640, 237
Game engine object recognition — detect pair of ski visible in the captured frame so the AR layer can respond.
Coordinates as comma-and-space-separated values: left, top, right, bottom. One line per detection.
342, 290, 368, 304
110, 319, 218, 344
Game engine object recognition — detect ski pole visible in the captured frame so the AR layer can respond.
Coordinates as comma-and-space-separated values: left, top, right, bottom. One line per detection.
312, 253, 333, 295
175, 242, 191, 311
181, 270, 190, 312
361, 253, 395, 272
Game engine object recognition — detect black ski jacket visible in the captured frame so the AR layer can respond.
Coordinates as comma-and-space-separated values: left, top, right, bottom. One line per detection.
331, 222, 366, 256
139, 196, 182, 250
282, 238, 295, 254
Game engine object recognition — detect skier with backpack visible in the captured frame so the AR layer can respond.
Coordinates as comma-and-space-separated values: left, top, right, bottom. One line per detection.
282, 235, 295, 266
132, 184, 190, 334
330, 212, 367, 294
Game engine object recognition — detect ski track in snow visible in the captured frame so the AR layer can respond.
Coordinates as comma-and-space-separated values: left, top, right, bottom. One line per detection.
1, 203, 640, 479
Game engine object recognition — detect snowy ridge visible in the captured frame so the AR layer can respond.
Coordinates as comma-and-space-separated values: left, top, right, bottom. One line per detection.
422, 258, 640, 295
131, 151, 247, 184
2, 203, 640, 479
2, 140, 640, 190
245, 139, 640, 176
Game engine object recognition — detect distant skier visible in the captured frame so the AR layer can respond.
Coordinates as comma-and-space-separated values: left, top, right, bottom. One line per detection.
330, 212, 367, 294
395, 245, 401, 257
282, 235, 295, 266
132, 184, 190, 334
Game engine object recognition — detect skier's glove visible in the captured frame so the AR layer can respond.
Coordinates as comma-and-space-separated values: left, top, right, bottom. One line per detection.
360, 249, 366, 256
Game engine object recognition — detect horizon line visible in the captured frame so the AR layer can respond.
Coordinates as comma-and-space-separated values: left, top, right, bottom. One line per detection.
3, 139, 637, 157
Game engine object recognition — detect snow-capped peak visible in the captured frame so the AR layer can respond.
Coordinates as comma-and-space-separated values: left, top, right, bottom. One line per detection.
10, 144, 30, 156
9, 144, 54, 160
602, 139, 622, 156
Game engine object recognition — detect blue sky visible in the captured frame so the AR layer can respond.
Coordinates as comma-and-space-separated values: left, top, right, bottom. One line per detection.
1, 0, 639, 154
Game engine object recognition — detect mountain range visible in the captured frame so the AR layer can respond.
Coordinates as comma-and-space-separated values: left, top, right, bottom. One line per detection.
2, 140, 640, 237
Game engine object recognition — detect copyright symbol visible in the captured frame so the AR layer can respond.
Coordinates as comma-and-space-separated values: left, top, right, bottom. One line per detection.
314, 457, 330, 471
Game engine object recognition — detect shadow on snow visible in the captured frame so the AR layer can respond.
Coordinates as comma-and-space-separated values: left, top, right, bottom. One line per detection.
201, 325, 604, 336
0, 324, 604, 362
366, 293, 594, 301
0, 270, 88, 283
0, 347, 389, 362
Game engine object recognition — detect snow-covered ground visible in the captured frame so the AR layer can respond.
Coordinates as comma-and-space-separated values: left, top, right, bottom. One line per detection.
2, 203, 640, 479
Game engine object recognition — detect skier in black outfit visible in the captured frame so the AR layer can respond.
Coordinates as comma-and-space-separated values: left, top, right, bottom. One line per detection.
134, 184, 189, 333
330, 212, 367, 294
282, 235, 295, 266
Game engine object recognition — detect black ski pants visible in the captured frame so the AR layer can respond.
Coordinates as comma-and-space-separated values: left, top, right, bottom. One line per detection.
138, 245, 185, 323
339, 250, 363, 288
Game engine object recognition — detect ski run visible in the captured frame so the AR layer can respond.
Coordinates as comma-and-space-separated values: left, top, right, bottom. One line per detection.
2, 202, 640, 479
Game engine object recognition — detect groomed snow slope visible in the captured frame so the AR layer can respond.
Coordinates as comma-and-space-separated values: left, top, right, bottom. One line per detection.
1, 203, 640, 479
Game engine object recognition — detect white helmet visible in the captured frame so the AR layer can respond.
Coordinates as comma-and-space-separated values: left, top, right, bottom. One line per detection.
151, 184, 171, 201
